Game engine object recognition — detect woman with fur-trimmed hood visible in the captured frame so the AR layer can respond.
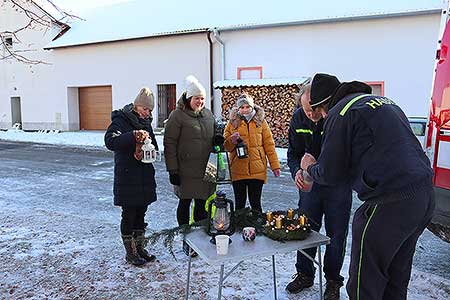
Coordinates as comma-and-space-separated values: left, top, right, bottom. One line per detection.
224, 93, 281, 212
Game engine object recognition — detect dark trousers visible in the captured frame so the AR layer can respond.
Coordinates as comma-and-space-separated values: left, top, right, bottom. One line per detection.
232, 179, 264, 212
346, 185, 435, 300
177, 198, 207, 226
121, 205, 148, 235
296, 183, 352, 283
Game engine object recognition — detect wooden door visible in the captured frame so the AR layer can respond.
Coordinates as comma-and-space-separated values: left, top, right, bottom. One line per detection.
79, 86, 112, 130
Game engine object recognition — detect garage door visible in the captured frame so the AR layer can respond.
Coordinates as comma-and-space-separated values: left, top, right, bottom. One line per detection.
79, 86, 112, 130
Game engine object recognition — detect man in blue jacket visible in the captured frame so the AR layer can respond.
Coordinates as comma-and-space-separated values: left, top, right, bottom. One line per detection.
300, 73, 435, 300
287, 83, 352, 299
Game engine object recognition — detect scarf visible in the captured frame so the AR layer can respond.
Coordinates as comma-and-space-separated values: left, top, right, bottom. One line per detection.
120, 103, 152, 130
239, 109, 256, 123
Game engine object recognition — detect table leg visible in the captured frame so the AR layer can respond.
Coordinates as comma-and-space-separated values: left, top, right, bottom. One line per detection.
217, 264, 225, 300
185, 255, 192, 300
318, 245, 324, 300
272, 255, 278, 300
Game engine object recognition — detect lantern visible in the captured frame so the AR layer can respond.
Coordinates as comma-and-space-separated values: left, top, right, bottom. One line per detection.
206, 190, 235, 244
141, 138, 160, 163
236, 138, 248, 159
211, 117, 232, 184
213, 145, 232, 184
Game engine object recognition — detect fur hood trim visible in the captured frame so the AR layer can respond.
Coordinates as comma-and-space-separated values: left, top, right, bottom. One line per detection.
228, 105, 265, 128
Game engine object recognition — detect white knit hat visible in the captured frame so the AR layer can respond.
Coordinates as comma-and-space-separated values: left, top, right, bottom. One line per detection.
134, 87, 154, 110
185, 75, 206, 98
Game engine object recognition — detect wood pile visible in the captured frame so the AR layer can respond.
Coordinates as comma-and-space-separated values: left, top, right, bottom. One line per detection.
219, 85, 301, 147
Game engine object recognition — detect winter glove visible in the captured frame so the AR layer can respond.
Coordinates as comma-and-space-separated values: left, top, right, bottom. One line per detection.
213, 134, 225, 147
169, 173, 181, 186
133, 130, 149, 144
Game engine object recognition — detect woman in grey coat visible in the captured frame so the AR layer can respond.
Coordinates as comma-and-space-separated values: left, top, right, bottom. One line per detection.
164, 75, 216, 256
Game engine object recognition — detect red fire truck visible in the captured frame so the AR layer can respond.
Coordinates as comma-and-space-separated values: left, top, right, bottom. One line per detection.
425, 0, 450, 243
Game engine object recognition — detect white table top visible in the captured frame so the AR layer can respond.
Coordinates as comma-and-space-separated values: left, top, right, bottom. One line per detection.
185, 229, 330, 265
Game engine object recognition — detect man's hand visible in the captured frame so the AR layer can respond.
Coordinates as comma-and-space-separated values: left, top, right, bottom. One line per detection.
295, 169, 306, 190
301, 153, 316, 171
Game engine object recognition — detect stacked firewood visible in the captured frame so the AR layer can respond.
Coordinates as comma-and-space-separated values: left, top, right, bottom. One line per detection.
220, 85, 300, 147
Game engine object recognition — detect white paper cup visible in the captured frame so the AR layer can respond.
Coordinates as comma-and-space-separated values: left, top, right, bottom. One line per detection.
215, 235, 230, 255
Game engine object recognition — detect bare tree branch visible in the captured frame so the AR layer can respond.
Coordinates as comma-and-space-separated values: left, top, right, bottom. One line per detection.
1, 0, 76, 65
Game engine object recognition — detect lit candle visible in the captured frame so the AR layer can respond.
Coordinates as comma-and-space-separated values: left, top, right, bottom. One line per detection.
275, 217, 283, 229
287, 208, 294, 220
266, 211, 273, 222
299, 215, 305, 226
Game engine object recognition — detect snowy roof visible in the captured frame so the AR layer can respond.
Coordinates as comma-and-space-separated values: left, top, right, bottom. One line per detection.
32, 0, 70, 24
214, 78, 310, 88
46, 0, 443, 49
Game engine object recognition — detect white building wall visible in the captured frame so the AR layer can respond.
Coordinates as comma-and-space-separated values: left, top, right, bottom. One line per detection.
2, 10, 440, 131
0, 2, 60, 130
48, 33, 210, 130
216, 14, 440, 117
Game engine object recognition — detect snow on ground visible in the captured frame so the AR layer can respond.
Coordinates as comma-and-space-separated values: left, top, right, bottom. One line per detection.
0, 129, 288, 162
0, 132, 448, 300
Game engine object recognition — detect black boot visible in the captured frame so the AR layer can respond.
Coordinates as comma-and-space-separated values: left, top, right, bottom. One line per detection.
324, 280, 343, 300
285, 272, 314, 294
121, 234, 146, 266
133, 230, 156, 262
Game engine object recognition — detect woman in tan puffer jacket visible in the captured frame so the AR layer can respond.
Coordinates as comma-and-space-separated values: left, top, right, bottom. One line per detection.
224, 93, 280, 212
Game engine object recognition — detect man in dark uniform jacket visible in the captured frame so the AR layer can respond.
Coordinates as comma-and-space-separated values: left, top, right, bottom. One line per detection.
287, 84, 352, 299
300, 73, 435, 300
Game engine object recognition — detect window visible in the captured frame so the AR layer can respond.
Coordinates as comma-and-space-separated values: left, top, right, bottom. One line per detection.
409, 121, 426, 136
157, 84, 176, 127
237, 66, 263, 79
408, 117, 427, 147
366, 81, 384, 96
2, 35, 13, 50
5, 37, 12, 49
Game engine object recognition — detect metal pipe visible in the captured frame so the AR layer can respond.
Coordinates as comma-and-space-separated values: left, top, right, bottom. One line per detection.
218, 264, 225, 300
185, 254, 192, 300
318, 245, 324, 300
272, 255, 278, 300
212, 29, 225, 80
207, 31, 215, 113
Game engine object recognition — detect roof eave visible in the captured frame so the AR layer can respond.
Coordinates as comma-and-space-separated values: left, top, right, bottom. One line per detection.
31, 0, 68, 27
215, 9, 442, 32
214, 78, 310, 89
44, 28, 209, 50
44, 8, 441, 50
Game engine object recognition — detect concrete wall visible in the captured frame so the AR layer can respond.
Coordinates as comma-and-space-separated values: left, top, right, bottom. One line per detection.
213, 13, 440, 117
